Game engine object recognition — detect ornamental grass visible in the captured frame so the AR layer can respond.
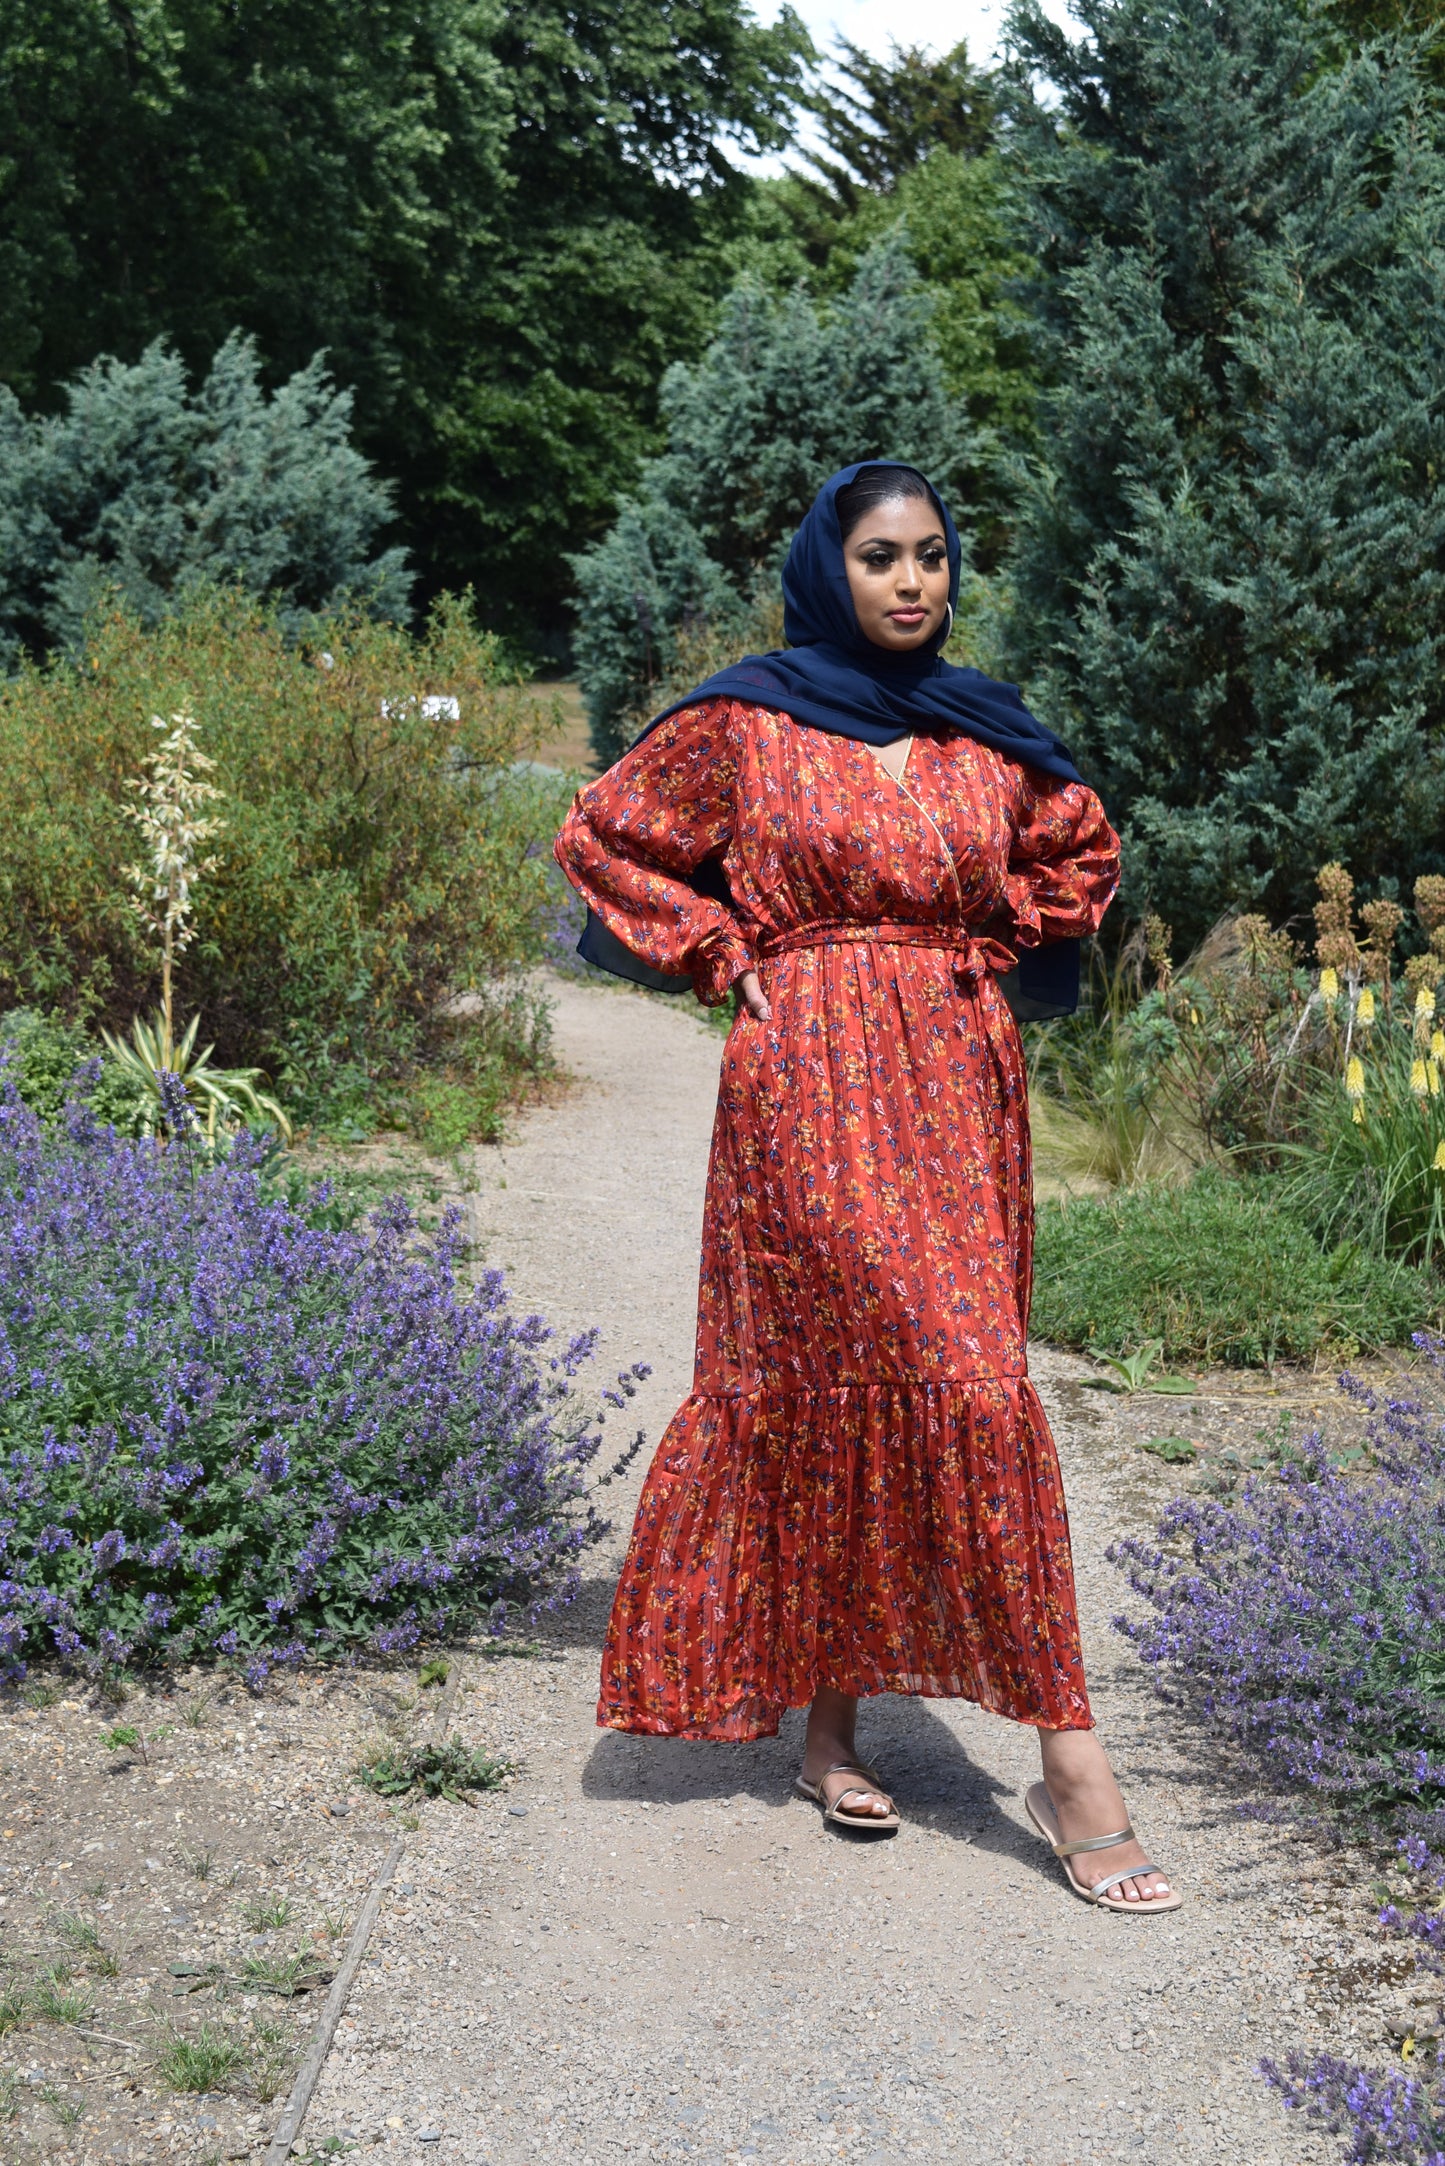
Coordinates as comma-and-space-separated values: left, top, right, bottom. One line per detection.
0, 1070, 646, 1685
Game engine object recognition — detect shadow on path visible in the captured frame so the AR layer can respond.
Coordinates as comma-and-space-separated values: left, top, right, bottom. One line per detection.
578, 1693, 1077, 1885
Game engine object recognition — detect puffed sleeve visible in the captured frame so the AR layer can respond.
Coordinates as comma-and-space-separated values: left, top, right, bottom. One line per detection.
554, 700, 754, 1006
1001, 770, 1121, 946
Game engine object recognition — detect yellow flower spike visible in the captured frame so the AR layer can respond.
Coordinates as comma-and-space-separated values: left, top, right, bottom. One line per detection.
1352, 1102, 1365, 1125
1418, 986, 1438, 1020
1357, 986, 1377, 1029
1320, 966, 1340, 1006
1434, 1141, 1445, 1173
1433, 1028, 1445, 1063
1345, 1056, 1366, 1102
1412, 1059, 1430, 1098
1432, 1062, 1442, 1099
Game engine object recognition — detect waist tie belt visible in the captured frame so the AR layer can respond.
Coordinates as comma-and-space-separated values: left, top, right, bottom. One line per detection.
756, 919, 1017, 985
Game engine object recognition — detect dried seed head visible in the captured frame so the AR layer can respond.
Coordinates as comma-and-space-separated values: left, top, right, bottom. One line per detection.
1416, 875, 1445, 935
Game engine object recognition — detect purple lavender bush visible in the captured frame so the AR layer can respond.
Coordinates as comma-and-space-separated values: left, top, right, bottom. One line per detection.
1113, 1352, 1445, 1828
1114, 1345, 1445, 2161
1262, 2053, 1445, 2165
0, 1073, 644, 1685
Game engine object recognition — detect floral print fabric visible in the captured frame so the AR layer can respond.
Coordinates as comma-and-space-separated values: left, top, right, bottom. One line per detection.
555, 700, 1120, 1738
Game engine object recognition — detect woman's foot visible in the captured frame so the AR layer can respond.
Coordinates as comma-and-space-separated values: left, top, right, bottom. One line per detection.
800, 1686, 894, 1824
1037, 1728, 1175, 1906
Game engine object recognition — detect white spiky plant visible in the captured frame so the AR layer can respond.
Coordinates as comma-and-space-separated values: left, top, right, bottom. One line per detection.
121, 708, 225, 1058
104, 710, 290, 1142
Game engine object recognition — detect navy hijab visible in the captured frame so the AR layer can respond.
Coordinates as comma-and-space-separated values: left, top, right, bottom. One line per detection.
576, 460, 1087, 1018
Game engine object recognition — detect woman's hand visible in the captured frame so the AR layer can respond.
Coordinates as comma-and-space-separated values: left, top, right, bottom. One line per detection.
736, 969, 771, 1021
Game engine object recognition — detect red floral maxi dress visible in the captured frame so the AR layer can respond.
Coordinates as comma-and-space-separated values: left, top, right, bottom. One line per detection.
555, 699, 1120, 1740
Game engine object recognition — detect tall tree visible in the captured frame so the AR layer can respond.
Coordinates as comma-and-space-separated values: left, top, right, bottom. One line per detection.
700, 39, 1037, 557
0, 0, 810, 647
997, 0, 1445, 943
571, 235, 972, 763
802, 37, 996, 214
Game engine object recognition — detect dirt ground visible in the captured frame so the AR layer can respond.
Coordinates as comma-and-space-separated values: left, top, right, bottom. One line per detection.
0, 973, 1423, 2165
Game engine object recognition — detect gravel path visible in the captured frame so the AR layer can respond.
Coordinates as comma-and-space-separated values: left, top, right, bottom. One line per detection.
305, 976, 1371, 2166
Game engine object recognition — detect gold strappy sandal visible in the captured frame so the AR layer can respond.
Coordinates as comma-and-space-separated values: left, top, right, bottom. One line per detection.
1024, 1782, 1180, 1913
795, 1760, 900, 1835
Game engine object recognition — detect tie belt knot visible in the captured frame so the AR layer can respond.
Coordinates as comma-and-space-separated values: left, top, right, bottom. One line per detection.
755, 920, 1016, 982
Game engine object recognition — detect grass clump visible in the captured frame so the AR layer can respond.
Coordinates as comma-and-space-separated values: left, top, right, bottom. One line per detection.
356, 1737, 513, 1805
239, 1950, 331, 1998
31, 1974, 94, 2025
38, 2083, 83, 2128
156, 2022, 246, 2093
1032, 1169, 1434, 1366
241, 1895, 293, 1933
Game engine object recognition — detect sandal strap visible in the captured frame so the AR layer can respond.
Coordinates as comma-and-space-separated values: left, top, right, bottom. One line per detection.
1054, 1823, 1136, 1859
1087, 1858, 1161, 1899
819, 1762, 891, 1809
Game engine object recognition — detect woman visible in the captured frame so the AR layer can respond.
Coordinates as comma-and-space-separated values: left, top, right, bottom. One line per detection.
555, 462, 1177, 1912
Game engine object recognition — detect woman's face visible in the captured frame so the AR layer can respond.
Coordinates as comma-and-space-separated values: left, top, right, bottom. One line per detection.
841, 496, 950, 654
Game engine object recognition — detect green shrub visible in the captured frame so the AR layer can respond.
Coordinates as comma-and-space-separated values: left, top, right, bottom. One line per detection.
0, 335, 409, 666
0, 589, 565, 1128
0, 1009, 146, 1134
1031, 1171, 1435, 1366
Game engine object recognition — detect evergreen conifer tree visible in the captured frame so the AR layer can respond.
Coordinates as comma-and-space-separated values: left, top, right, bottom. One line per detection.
0, 335, 410, 665
1000, 0, 1445, 940
571, 236, 971, 764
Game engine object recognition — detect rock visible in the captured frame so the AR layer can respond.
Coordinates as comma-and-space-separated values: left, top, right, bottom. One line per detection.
417, 2134, 441, 2147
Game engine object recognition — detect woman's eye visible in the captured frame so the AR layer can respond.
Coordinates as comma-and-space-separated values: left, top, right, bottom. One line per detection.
922, 549, 946, 568
864, 552, 893, 568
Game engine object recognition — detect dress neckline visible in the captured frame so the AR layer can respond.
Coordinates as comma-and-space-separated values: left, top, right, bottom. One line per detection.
868, 735, 914, 784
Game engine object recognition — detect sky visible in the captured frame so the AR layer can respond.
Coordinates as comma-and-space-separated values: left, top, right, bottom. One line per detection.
781, 0, 1032, 68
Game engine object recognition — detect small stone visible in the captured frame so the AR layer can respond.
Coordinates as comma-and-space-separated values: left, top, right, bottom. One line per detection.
509, 1806, 528, 1818
417, 2135, 441, 2147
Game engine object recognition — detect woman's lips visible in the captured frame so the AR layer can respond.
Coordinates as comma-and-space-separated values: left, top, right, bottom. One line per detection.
889, 609, 927, 625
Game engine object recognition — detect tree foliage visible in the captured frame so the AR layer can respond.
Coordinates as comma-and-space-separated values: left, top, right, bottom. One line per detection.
800, 37, 996, 212
0, 0, 811, 647
572, 235, 972, 763
709, 41, 1039, 556
998, 0, 1445, 943
0, 336, 409, 666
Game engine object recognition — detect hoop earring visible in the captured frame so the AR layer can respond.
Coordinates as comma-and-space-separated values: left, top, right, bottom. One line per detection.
942, 601, 955, 642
